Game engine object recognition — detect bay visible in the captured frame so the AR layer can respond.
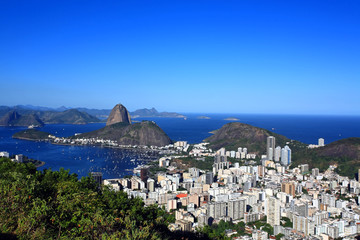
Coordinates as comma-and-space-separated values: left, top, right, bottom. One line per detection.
0, 114, 360, 179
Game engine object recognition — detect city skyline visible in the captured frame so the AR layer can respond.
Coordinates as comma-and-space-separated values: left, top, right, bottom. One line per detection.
1, 1, 359, 115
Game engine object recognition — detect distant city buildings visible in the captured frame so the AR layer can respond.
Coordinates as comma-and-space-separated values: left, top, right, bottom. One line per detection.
308, 138, 326, 149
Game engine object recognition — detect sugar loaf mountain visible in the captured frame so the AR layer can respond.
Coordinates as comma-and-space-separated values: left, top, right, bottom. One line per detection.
74, 104, 172, 146
13, 104, 172, 147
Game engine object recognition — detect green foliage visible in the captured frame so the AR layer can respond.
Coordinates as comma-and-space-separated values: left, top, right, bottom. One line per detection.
198, 220, 247, 239
280, 217, 293, 228
0, 157, 176, 239
247, 218, 273, 235
149, 166, 167, 175
177, 186, 187, 191
178, 156, 214, 171
276, 233, 285, 240
291, 138, 360, 178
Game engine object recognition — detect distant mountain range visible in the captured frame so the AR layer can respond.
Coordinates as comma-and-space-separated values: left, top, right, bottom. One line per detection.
130, 108, 185, 119
0, 105, 185, 120
0, 108, 100, 126
0, 111, 44, 127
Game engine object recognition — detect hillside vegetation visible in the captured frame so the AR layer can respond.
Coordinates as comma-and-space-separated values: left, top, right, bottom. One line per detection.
205, 122, 306, 154
291, 137, 360, 177
75, 121, 172, 147
0, 109, 100, 126
0, 158, 180, 239
13, 129, 51, 140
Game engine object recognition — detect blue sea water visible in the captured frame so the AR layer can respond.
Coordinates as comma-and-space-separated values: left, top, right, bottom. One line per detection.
0, 114, 359, 179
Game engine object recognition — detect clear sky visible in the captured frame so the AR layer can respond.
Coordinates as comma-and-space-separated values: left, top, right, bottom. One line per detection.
0, 1, 359, 114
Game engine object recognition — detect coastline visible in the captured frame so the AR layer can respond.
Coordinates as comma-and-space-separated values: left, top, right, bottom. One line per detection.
13, 136, 164, 154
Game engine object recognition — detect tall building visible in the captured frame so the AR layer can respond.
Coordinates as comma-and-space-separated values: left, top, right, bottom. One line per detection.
281, 182, 296, 197
214, 155, 227, 163
207, 202, 227, 219
205, 172, 214, 184
228, 199, 246, 220
189, 167, 200, 178
267, 136, 276, 160
140, 167, 149, 182
318, 138, 325, 147
312, 168, 320, 177
147, 178, 155, 192
268, 148, 273, 161
281, 145, 291, 166
293, 215, 315, 236
266, 197, 280, 226
274, 146, 281, 162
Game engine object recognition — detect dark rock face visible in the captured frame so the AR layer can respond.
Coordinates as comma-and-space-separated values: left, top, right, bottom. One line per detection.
0, 111, 44, 127
0, 111, 21, 126
106, 104, 132, 126
16, 114, 44, 127
77, 121, 172, 147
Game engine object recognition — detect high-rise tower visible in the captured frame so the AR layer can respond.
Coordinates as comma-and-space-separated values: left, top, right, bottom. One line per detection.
267, 136, 276, 160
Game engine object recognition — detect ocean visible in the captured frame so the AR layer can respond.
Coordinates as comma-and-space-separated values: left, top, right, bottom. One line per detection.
0, 114, 359, 179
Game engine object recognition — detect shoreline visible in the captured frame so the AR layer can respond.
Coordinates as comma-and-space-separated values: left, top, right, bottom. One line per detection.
13, 136, 164, 154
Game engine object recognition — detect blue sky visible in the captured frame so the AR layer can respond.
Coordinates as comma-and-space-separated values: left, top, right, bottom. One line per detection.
0, 1, 359, 114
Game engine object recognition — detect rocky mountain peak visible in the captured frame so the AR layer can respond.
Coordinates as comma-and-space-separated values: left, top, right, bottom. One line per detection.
106, 104, 132, 126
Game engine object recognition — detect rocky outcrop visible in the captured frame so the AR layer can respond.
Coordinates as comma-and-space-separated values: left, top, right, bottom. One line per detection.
106, 104, 132, 126
0, 111, 44, 127
0, 111, 21, 126
76, 121, 172, 147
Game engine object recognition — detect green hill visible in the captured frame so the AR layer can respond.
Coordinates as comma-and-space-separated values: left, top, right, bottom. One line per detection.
13, 129, 51, 141
291, 137, 360, 177
75, 121, 172, 147
205, 122, 306, 155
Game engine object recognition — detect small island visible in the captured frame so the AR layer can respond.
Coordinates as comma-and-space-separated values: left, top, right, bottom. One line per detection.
224, 117, 240, 121
197, 116, 211, 119
12, 129, 52, 141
